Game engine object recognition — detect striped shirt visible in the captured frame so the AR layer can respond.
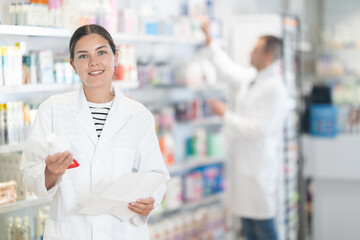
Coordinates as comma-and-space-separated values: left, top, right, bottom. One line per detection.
88, 100, 114, 138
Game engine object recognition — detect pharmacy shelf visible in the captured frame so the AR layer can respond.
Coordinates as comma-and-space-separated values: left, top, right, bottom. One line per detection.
0, 143, 24, 154
152, 193, 224, 220
167, 156, 224, 174
112, 33, 202, 45
127, 85, 225, 104
0, 81, 138, 102
0, 25, 73, 37
0, 81, 138, 94
176, 116, 222, 127
0, 197, 52, 215
0, 83, 81, 94
173, 193, 224, 212
0, 25, 202, 45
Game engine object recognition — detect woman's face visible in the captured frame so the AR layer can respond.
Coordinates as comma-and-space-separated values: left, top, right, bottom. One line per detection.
70, 33, 117, 89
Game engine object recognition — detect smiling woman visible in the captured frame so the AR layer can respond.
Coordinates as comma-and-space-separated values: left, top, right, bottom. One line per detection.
20, 24, 169, 240
69, 25, 118, 103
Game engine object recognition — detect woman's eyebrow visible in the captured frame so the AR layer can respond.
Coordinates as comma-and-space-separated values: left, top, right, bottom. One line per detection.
75, 46, 108, 55
96, 45, 108, 50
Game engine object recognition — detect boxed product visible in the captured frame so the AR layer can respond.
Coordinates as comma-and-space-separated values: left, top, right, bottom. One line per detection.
310, 104, 338, 137
0, 180, 17, 205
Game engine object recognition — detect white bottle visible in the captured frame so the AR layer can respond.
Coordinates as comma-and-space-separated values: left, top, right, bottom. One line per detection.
46, 133, 69, 155
46, 133, 79, 169
36, 207, 49, 240
22, 216, 31, 240
14, 217, 24, 240
0, 104, 5, 145
5, 217, 14, 240
9, 3, 17, 25
36, 209, 43, 240
195, 128, 206, 157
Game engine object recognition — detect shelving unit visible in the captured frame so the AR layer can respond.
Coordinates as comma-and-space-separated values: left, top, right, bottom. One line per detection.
0, 81, 140, 103
0, 83, 81, 94
0, 25, 203, 45
0, 197, 52, 215
0, 25, 73, 37
167, 156, 224, 174
126, 85, 225, 104
0, 144, 24, 154
152, 193, 224, 219
175, 116, 222, 127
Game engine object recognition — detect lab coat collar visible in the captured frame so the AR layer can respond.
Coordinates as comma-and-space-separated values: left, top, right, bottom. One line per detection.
99, 86, 133, 144
70, 85, 133, 146
255, 60, 281, 81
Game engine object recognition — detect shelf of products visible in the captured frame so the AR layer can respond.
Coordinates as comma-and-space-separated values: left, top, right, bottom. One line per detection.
153, 193, 224, 219
0, 83, 81, 95
0, 82, 140, 103
167, 157, 224, 174
0, 144, 24, 154
126, 86, 225, 104
149, 202, 228, 239
0, 197, 52, 215
174, 192, 224, 212
0, 25, 203, 45
0, 25, 73, 37
0, 81, 138, 94
175, 116, 222, 127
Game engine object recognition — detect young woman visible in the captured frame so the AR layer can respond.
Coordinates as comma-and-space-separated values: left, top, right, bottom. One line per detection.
21, 24, 169, 240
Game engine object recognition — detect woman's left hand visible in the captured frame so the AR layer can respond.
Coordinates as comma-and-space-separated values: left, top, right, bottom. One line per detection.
128, 197, 155, 216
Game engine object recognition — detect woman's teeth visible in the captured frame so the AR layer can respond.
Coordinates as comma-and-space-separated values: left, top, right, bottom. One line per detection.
89, 70, 104, 75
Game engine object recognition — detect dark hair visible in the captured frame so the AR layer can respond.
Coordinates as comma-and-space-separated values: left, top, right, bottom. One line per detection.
69, 24, 116, 60
259, 35, 283, 60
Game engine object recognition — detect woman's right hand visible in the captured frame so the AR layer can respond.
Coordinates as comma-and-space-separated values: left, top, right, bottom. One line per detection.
44, 151, 73, 190
45, 151, 73, 176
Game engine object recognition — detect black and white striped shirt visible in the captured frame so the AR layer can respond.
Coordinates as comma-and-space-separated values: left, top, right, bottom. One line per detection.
88, 100, 114, 138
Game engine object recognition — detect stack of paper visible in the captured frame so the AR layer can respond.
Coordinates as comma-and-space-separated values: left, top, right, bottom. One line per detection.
78, 172, 167, 221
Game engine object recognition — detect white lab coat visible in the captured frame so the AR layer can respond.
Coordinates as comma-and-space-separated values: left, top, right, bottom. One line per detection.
20, 86, 169, 240
205, 42, 289, 219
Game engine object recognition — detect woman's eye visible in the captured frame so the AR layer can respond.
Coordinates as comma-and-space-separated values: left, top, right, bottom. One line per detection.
98, 50, 107, 55
79, 54, 87, 59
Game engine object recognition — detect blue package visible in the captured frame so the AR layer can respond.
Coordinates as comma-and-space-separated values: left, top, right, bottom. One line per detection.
310, 104, 338, 137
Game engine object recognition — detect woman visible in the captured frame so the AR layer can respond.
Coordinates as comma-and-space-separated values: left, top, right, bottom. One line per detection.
21, 24, 169, 240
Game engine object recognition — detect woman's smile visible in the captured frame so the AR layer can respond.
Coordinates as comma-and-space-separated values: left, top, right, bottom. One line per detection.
88, 69, 105, 76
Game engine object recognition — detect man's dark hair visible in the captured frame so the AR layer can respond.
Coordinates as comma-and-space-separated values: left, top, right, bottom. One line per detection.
260, 35, 283, 60
69, 24, 116, 61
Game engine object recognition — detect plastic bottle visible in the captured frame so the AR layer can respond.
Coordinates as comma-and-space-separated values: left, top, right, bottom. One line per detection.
36, 207, 49, 240
46, 133, 79, 169
195, 128, 207, 157
163, 129, 175, 165
14, 217, 25, 240
36, 209, 43, 240
5, 217, 14, 240
9, 3, 17, 25
22, 216, 31, 240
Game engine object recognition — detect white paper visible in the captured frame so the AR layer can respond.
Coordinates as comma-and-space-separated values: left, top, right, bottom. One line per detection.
78, 172, 167, 221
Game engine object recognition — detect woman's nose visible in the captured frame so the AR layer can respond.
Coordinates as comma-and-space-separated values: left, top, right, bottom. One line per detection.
89, 55, 99, 66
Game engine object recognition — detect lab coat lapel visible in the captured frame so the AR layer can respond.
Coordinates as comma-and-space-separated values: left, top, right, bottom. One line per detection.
71, 88, 98, 146
99, 88, 132, 144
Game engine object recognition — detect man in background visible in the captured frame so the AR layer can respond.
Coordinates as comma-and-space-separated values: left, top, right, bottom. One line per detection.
202, 19, 289, 240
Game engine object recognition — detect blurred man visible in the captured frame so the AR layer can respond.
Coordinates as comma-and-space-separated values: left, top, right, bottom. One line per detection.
202, 20, 289, 240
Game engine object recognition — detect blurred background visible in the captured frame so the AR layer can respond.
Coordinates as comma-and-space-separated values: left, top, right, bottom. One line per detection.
0, 0, 359, 239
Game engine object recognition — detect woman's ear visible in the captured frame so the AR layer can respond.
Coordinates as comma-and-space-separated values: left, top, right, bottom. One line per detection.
114, 49, 119, 67
70, 59, 77, 74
